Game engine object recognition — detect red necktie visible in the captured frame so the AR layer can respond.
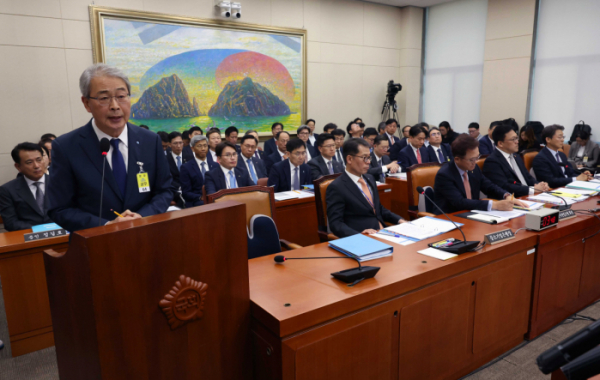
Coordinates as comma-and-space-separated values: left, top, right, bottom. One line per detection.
416, 148, 422, 164
463, 172, 471, 199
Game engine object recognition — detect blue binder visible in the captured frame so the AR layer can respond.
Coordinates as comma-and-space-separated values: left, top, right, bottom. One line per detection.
329, 234, 393, 262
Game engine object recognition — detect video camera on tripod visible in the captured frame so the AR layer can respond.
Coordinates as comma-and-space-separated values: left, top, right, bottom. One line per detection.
382, 80, 403, 121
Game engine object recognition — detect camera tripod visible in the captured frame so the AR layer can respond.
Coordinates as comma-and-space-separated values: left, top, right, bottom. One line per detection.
381, 97, 399, 122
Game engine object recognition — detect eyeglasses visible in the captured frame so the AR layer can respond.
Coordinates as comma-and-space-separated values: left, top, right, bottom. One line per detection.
88, 94, 130, 106
460, 155, 481, 163
321, 144, 336, 149
349, 155, 372, 163
171, 141, 183, 146
221, 153, 238, 159
292, 151, 307, 157
505, 137, 519, 143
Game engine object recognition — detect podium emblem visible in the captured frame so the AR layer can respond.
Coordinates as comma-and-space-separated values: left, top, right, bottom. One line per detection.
159, 275, 208, 330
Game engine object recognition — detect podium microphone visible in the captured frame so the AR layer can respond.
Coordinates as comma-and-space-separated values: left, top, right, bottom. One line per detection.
274, 255, 380, 284
416, 186, 480, 254
98, 138, 111, 226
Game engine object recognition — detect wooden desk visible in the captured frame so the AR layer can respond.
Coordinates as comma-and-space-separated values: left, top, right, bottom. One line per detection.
250, 217, 538, 380
0, 231, 68, 356
386, 177, 410, 220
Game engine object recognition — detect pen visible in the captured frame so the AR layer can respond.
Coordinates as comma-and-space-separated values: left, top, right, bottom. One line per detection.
378, 229, 400, 238
511, 193, 514, 201
111, 209, 124, 218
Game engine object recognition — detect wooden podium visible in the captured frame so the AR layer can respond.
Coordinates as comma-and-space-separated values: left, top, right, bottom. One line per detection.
44, 202, 251, 380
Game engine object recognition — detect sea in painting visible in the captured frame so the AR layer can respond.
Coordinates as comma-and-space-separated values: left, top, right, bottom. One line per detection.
103, 18, 303, 134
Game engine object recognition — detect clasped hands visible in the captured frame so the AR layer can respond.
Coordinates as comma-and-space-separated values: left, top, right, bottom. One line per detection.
106, 209, 142, 225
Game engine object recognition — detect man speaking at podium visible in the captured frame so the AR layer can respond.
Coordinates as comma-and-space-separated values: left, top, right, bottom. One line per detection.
47, 64, 172, 232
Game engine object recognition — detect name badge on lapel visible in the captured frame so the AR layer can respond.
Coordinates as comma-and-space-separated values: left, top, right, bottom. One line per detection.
583, 156, 589, 163
136, 161, 150, 193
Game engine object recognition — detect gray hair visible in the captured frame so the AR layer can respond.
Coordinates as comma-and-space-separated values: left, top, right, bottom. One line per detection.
79, 63, 131, 97
297, 125, 310, 134
190, 134, 208, 147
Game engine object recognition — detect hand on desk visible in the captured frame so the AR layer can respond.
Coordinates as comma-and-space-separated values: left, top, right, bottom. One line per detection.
533, 182, 550, 192
576, 171, 593, 181
106, 210, 142, 225
387, 162, 400, 174
361, 229, 377, 235
493, 199, 524, 211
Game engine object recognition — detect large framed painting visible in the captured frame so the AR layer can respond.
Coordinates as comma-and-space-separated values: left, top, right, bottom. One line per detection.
89, 6, 306, 136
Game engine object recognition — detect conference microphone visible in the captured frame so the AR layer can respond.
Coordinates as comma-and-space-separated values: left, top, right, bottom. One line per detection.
416, 186, 480, 254
543, 191, 571, 211
274, 255, 380, 284
537, 319, 600, 374
98, 138, 111, 226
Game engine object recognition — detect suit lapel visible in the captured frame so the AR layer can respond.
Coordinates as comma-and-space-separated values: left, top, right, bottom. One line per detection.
283, 160, 291, 188
318, 156, 328, 174
16, 176, 43, 216
125, 125, 142, 204
217, 168, 227, 190
342, 173, 374, 212
449, 163, 467, 198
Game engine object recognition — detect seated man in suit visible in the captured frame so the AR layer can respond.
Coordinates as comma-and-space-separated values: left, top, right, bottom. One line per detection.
308, 133, 344, 180
297, 125, 318, 162
398, 125, 431, 170
427, 127, 453, 164
384, 119, 401, 147
482, 124, 549, 197
323, 123, 337, 134
468, 122, 483, 141
368, 135, 400, 182
326, 138, 405, 238
332, 128, 346, 167
389, 123, 414, 161
204, 142, 252, 195
363, 128, 378, 152
244, 130, 264, 159
263, 122, 283, 157
532, 124, 592, 188
479, 121, 499, 155
206, 127, 222, 166
268, 138, 311, 192
264, 131, 290, 175
307, 118, 319, 148
237, 134, 267, 185
182, 125, 202, 159
0, 143, 53, 231
47, 63, 172, 232
225, 126, 241, 153
434, 134, 527, 214
346, 121, 362, 139
166, 131, 189, 208
157, 131, 170, 155
180, 135, 217, 207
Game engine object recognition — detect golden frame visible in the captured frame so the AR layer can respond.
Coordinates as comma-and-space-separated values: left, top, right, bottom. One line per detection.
89, 6, 307, 136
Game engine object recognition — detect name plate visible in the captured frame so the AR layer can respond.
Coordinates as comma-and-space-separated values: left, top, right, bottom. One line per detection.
24, 228, 68, 242
484, 229, 515, 245
558, 209, 576, 221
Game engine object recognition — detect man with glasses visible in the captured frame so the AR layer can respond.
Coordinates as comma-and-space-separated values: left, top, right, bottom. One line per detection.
427, 127, 453, 164
332, 129, 346, 167
297, 125, 317, 162
47, 63, 172, 231
236, 135, 267, 184
264, 131, 290, 175
206, 128, 222, 166
368, 135, 400, 182
244, 130, 264, 159
326, 138, 405, 238
264, 122, 283, 157
205, 142, 251, 195
180, 135, 217, 207
268, 138, 311, 192
398, 125, 431, 170
434, 134, 527, 214
483, 124, 549, 197
308, 133, 344, 180
166, 131, 188, 208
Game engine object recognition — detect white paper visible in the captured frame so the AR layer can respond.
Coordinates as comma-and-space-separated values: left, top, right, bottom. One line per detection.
418, 247, 457, 261
384, 217, 459, 240
552, 187, 596, 196
291, 190, 315, 199
374, 233, 417, 246
387, 172, 407, 179
513, 200, 545, 210
274, 191, 299, 201
529, 193, 578, 205
472, 209, 526, 219
566, 181, 600, 191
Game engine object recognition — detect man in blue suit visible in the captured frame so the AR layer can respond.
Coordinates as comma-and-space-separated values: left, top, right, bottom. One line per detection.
479, 121, 498, 155
264, 131, 290, 175
532, 125, 592, 188
427, 127, 453, 164
263, 122, 283, 157
398, 125, 431, 170
268, 138, 311, 192
166, 131, 190, 208
47, 64, 172, 232
434, 135, 526, 214
204, 142, 252, 195
245, 130, 264, 159
368, 135, 400, 182
236, 135, 267, 184
180, 135, 217, 207
308, 133, 344, 180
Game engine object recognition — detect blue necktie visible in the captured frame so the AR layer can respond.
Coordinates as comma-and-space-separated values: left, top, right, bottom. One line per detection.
200, 162, 206, 179
437, 148, 444, 163
293, 167, 300, 190
228, 170, 237, 189
247, 159, 258, 184
110, 138, 127, 197
176, 155, 181, 171
327, 160, 334, 175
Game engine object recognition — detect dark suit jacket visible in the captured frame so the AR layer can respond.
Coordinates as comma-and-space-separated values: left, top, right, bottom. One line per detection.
398, 145, 431, 169
307, 134, 320, 157
236, 155, 267, 183
326, 172, 401, 238
434, 162, 508, 214
442, 131, 460, 145
0, 174, 52, 231
263, 138, 277, 157
427, 144, 453, 164
253, 149, 265, 160
204, 166, 252, 195
166, 152, 190, 189
182, 145, 194, 162
532, 147, 577, 188
206, 151, 217, 166
308, 155, 343, 181
264, 151, 284, 175
479, 135, 494, 155
368, 152, 392, 180
385, 134, 401, 147
482, 148, 537, 197
267, 160, 311, 192
389, 138, 408, 161
333, 148, 345, 165
47, 121, 172, 232
180, 159, 217, 208
306, 143, 318, 161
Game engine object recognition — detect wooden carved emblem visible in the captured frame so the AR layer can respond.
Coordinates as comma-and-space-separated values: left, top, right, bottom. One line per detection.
159, 275, 208, 330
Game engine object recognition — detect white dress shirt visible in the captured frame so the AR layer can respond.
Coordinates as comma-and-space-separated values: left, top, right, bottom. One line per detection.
241, 154, 256, 174
385, 133, 396, 145
345, 169, 372, 201
373, 153, 388, 174
220, 165, 236, 189
209, 149, 217, 163
92, 119, 128, 172
547, 147, 577, 181
430, 145, 444, 163
277, 148, 286, 159
308, 134, 316, 146
24, 174, 45, 200
409, 143, 420, 160
171, 151, 183, 167
498, 149, 534, 195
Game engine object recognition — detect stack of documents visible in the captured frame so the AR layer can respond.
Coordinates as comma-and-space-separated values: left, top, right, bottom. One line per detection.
417, 247, 457, 261
529, 193, 579, 206
566, 181, 600, 191
469, 209, 526, 223
387, 172, 407, 179
374, 216, 461, 244
529, 187, 596, 206
513, 200, 545, 211
274, 190, 315, 201
329, 234, 393, 262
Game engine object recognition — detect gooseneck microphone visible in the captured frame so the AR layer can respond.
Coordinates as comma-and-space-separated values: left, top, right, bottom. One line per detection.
544, 191, 571, 211
416, 186, 480, 254
274, 255, 380, 284
98, 138, 111, 226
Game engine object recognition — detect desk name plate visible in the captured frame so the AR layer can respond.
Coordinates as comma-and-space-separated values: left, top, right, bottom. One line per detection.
558, 209, 576, 221
484, 229, 515, 245
24, 228, 68, 242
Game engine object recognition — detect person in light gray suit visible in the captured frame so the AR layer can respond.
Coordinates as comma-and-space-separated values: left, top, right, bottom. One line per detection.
567, 129, 600, 169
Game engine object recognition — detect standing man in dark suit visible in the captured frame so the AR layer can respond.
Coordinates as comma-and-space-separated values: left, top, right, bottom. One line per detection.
180, 135, 217, 208
389, 122, 413, 161
264, 131, 290, 175
368, 135, 400, 182
427, 127, 453, 164
225, 126, 241, 153
479, 121, 499, 155
332, 129, 346, 167
0, 143, 53, 231
434, 135, 526, 214
297, 125, 318, 162
384, 118, 401, 147
263, 122, 283, 157
245, 130, 265, 159
532, 125, 592, 188
268, 138, 311, 192
237, 135, 267, 184
166, 131, 189, 208
482, 124, 549, 197
47, 63, 172, 232
204, 142, 252, 195
306, 119, 319, 149
308, 133, 344, 180
206, 127, 222, 166
398, 125, 431, 169
182, 125, 202, 159
326, 138, 405, 238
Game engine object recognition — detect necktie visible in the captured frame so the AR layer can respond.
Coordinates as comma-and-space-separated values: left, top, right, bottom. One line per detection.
336, 150, 344, 166
388, 135, 394, 146
556, 152, 566, 175
228, 170, 237, 189
462, 172, 472, 199
247, 158, 258, 184
509, 154, 527, 185
200, 162, 206, 179
110, 138, 127, 197
176, 155, 181, 171
292, 167, 300, 190
416, 148, 422, 164
358, 178, 383, 229
437, 148, 444, 163
378, 159, 385, 183
33, 182, 44, 212
254, 150, 260, 159
327, 160, 334, 175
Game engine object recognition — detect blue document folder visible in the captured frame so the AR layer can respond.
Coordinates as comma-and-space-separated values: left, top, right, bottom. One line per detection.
329, 234, 393, 262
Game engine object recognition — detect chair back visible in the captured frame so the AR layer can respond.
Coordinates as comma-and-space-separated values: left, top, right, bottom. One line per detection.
561, 143, 571, 157
407, 162, 442, 218
257, 177, 268, 187
476, 154, 488, 171
206, 186, 276, 228
521, 149, 540, 172
247, 215, 281, 259
313, 173, 342, 241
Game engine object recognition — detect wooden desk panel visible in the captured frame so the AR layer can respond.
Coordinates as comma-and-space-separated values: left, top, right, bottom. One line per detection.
386, 178, 409, 220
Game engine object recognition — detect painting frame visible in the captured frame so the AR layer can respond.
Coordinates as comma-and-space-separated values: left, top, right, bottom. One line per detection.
89, 5, 307, 137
